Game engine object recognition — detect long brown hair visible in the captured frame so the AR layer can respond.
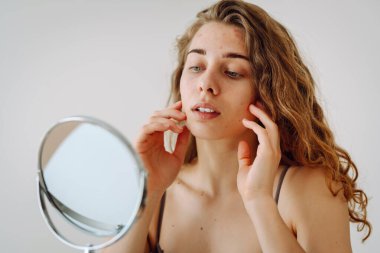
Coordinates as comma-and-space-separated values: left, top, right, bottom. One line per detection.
168, 0, 371, 241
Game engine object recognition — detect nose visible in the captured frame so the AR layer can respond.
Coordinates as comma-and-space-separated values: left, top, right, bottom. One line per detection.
197, 70, 220, 96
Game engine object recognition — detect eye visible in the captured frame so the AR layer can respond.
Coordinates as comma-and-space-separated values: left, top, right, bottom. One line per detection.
225, 70, 242, 79
189, 66, 202, 73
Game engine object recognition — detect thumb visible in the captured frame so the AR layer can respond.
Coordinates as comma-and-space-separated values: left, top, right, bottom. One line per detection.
238, 140, 252, 168
173, 126, 191, 161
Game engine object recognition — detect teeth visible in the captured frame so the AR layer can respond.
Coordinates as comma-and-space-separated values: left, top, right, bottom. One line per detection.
197, 107, 215, 113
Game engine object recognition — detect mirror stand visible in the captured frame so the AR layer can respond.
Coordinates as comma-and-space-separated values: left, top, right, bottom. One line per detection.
84, 246, 95, 253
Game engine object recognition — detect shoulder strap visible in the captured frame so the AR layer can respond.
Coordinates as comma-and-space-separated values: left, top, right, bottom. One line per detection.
275, 165, 290, 205
156, 192, 167, 242
147, 234, 153, 252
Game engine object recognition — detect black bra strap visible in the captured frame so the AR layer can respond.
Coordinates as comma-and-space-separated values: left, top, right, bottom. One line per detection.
275, 165, 290, 205
147, 234, 153, 252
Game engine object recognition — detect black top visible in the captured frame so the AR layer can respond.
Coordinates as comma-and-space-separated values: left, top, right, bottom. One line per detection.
147, 165, 291, 253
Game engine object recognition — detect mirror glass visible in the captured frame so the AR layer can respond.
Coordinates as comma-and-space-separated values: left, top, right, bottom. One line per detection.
37, 116, 146, 252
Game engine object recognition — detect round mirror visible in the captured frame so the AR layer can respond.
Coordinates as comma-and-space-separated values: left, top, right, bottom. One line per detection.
37, 116, 147, 252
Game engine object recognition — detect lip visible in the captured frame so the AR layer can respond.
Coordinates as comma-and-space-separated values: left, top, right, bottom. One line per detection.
191, 103, 221, 113
191, 102, 221, 120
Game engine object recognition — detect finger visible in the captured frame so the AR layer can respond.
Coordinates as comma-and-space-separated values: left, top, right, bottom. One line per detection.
172, 126, 191, 161
150, 117, 184, 133
168, 100, 182, 109
137, 122, 178, 145
242, 118, 270, 148
135, 122, 166, 151
150, 108, 186, 122
249, 104, 279, 146
249, 104, 277, 132
237, 140, 252, 168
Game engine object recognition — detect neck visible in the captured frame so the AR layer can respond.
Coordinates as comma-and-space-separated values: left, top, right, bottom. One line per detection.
189, 131, 257, 198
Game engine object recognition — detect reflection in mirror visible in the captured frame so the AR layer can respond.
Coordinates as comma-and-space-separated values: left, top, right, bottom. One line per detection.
37, 116, 147, 252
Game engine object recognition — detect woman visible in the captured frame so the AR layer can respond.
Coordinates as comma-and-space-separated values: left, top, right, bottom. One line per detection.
105, 1, 371, 252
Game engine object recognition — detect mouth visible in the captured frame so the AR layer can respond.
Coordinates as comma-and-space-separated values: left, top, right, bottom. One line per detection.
191, 103, 220, 113
191, 103, 221, 120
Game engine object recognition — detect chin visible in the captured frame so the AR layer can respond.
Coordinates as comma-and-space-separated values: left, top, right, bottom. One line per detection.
186, 123, 224, 140
187, 122, 247, 141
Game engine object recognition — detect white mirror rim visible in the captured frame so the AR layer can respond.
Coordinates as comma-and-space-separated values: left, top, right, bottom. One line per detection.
37, 115, 147, 251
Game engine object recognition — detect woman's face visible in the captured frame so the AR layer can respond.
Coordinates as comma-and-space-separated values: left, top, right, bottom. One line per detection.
180, 22, 256, 140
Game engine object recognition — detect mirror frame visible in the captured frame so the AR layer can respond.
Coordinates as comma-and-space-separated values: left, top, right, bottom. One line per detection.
36, 116, 147, 252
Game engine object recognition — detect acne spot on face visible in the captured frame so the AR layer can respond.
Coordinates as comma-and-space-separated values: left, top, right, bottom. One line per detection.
233, 27, 244, 40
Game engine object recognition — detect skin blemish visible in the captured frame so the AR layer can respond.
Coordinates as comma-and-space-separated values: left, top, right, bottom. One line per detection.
233, 27, 244, 40
171, 224, 175, 228
201, 191, 205, 196
200, 226, 204, 231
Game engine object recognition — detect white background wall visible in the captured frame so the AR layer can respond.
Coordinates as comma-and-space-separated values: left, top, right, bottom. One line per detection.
0, 0, 379, 252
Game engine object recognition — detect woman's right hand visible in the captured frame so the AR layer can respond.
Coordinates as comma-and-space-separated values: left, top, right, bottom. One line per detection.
135, 101, 190, 193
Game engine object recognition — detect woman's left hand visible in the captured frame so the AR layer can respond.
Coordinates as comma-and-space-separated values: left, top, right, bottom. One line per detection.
237, 102, 282, 204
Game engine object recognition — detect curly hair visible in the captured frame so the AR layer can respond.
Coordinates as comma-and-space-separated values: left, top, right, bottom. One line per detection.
167, 0, 371, 241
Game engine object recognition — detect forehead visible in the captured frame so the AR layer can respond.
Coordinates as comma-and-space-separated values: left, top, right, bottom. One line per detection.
189, 22, 247, 54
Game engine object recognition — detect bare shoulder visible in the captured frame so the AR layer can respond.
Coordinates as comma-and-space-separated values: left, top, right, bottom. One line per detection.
280, 166, 352, 252
284, 165, 346, 204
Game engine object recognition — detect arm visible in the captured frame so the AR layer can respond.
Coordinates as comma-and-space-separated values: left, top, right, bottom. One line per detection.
104, 101, 190, 253
244, 168, 352, 253
238, 103, 351, 253
244, 196, 305, 253
290, 167, 352, 252
102, 190, 164, 253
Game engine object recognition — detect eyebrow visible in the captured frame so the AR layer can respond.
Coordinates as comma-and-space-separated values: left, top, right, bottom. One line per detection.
187, 48, 249, 62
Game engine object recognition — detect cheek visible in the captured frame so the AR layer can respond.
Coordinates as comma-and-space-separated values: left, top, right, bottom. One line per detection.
179, 80, 193, 107
235, 101, 250, 120
180, 90, 190, 115
236, 91, 256, 120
